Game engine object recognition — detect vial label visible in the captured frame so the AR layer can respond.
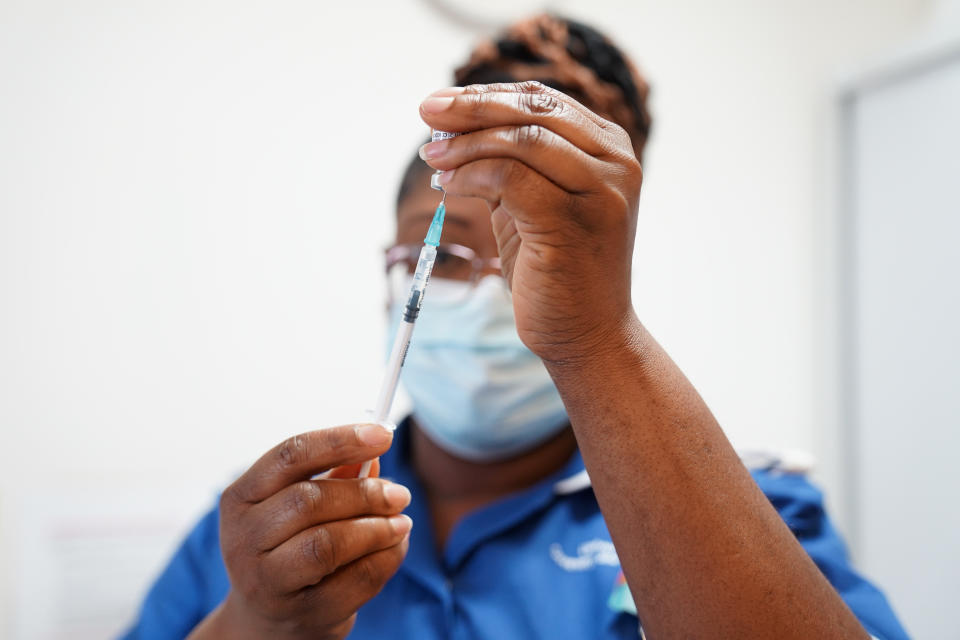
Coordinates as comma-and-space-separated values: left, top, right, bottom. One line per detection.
432, 130, 461, 142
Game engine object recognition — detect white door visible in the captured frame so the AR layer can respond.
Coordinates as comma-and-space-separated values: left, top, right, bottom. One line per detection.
842, 46, 960, 639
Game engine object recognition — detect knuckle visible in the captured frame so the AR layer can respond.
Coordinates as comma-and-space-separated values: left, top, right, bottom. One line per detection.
606, 121, 636, 155
517, 79, 547, 94
220, 483, 240, 509
217, 501, 245, 557
626, 156, 643, 184
464, 82, 491, 94
277, 434, 307, 469
290, 481, 321, 517
514, 124, 546, 149
520, 88, 564, 117
305, 526, 337, 575
611, 154, 643, 193
353, 554, 387, 592
248, 526, 273, 555
326, 425, 356, 453
335, 615, 358, 638
607, 190, 632, 223
362, 478, 383, 511
222, 477, 256, 507
468, 88, 494, 119
605, 119, 629, 140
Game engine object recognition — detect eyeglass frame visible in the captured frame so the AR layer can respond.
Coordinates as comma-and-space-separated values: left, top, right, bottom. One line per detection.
385, 242, 502, 283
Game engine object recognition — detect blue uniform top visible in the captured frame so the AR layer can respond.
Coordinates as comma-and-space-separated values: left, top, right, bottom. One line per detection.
122, 420, 908, 639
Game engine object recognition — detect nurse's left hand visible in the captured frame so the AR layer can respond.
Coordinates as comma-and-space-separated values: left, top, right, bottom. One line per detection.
419, 82, 643, 365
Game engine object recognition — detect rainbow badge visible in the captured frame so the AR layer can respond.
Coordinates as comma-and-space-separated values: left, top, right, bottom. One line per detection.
607, 569, 637, 615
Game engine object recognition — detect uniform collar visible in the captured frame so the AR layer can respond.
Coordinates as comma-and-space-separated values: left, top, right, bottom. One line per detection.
380, 418, 592, 581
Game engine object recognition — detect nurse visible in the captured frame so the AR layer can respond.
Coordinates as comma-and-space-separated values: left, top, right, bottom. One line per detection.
125, 15, 907, 640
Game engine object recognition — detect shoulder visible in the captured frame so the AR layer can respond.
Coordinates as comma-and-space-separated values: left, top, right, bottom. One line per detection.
742, 452, 908, 640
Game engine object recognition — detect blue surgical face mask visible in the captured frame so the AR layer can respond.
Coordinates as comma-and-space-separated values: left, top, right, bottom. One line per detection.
387, 275, 569, 462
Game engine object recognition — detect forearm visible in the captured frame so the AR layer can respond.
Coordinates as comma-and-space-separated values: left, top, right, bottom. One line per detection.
546, 313, 867, 639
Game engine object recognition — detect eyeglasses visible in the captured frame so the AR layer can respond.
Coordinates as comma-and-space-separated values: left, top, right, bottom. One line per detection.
385, 242, 502, 305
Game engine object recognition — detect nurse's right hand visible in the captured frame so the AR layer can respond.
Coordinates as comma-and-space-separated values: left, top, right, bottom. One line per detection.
187, 423, 411, 640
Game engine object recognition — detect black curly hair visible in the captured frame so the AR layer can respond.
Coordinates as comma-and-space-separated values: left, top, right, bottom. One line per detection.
397, 13, 651, 208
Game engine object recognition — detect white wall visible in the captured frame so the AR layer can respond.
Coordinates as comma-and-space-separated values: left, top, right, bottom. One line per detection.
0, 0, 930, 636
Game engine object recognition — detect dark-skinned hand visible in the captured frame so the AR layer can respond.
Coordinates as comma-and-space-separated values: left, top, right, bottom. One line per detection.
188, 424, 411, 640
419, 81, 643, 365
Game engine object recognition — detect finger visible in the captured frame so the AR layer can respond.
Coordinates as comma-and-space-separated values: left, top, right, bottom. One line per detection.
301, 535, 410, 624
265, 514, 413, 594
425, 81, 613, 139
249, 478, 411, 551
419, 82, 619, 158
225, 424, 394, 504
467, 80, 617, 131
420, 125, 605, 194
437, 158, 571, 228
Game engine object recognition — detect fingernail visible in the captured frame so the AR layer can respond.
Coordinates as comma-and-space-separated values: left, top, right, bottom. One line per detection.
437, 169, 455, 185
383, 482, 411, 508
421, 96, 455, 114
428, 86, 465, 98
390, 514, 413, 535
419, 140, 448, 161
357, 423, 392, 446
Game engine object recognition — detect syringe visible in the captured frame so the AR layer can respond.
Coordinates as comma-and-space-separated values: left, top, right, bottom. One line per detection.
358, 193, 447, 478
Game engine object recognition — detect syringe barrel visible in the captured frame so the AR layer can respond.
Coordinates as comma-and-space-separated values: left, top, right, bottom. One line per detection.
360, 243, 437, 480
404, 244, 436, 322
373, 318, 415, 424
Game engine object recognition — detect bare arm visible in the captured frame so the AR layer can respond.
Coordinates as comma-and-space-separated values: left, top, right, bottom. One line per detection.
546, 317, 866, 639
420, 81, 868, 639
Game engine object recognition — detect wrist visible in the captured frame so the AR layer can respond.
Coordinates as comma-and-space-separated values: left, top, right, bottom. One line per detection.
205, 592, 353, 640
192, 592, 276, 640
538, 307, 648, 372
541, 310, 658, 413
